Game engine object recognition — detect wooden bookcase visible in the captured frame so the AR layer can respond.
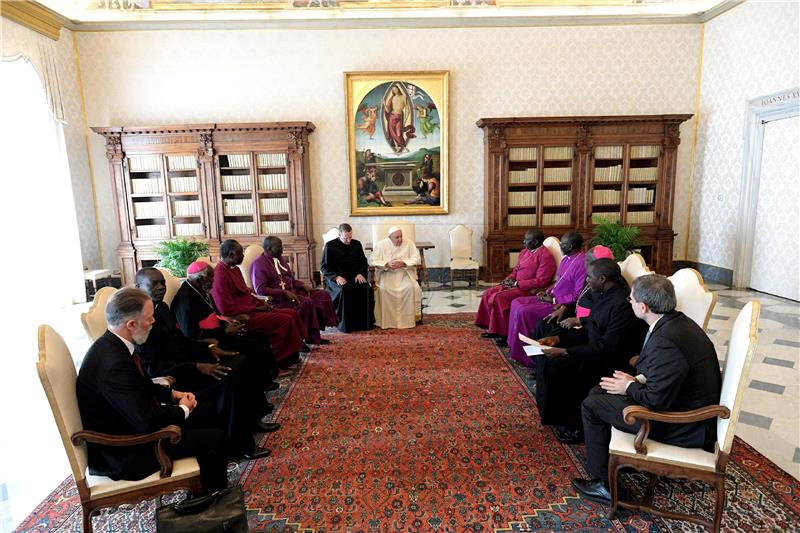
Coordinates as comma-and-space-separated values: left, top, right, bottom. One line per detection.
92, 122, 316, 285
477, 115, 692, 281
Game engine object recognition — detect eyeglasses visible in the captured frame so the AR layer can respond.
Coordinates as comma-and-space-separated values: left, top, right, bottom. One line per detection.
627, 296, 634, 303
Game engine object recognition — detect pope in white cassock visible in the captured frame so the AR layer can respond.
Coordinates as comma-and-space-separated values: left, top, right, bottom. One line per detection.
370, 226, 422, 329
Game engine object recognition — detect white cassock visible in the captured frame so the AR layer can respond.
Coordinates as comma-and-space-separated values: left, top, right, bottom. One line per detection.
370, 237, 422, 329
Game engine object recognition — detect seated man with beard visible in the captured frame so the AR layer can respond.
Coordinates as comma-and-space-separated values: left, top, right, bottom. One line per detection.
77, 288, 229, 492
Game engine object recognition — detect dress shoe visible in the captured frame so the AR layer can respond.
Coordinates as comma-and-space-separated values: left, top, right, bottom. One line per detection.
263, 402, 274, 414
256, 420, 281, 433
556, 428, 584, 445
265, 381, 280, 392
494, 338, 508, 347
242, 447, 271, 460
572, 478, 611, 504
481, 332, 502, 339
318, 338, 331, 345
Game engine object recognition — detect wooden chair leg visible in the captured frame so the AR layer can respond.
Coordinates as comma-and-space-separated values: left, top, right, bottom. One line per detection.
641, 472, 657, 507
607, 456, 620, 520
450, 269, 454, 291
713, 474, 726, 533
81, 505, 94, 533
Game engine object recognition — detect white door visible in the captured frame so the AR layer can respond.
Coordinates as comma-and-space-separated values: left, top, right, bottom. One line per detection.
749, 115, 800, 301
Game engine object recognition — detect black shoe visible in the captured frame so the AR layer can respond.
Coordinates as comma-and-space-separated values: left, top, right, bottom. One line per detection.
256, 420, 281, 433
265, 381, 280, 392
481, 332, 502, 339
494, 338, 508, 347
242, 447, 271, 460
318, 338, 331, 345
302, 343, 313, 353
556, 428, 584, 445
263, 402, 275, 414
572, 478, 611, 504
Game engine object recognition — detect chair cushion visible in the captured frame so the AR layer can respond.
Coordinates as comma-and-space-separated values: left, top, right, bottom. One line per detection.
609, 427, 717, 471
450, 259, 479, 270
86, 457, 201, 498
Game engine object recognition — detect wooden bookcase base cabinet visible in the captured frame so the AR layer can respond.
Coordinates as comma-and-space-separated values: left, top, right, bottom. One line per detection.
93, 122, 316, 285
477, 115, 692, 282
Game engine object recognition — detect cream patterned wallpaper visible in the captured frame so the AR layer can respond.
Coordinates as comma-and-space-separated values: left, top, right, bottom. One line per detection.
690, 0, 800, 270
76, 24, 700, 268
0, 20, 101, 269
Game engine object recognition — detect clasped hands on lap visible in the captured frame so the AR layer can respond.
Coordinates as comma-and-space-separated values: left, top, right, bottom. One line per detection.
335, 274, 367, 286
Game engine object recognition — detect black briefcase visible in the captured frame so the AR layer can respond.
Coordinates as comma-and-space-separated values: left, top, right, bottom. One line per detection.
156, 486, 248, 533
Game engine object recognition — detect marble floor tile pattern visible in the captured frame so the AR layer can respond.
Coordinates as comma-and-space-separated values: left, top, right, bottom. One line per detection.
425, 282, 800, 480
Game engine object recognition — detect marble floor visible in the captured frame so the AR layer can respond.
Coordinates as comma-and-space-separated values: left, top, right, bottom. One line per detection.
2, 282, 797, 530
425, 281, 800, 480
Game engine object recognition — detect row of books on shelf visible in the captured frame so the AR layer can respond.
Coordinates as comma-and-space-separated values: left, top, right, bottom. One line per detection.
594, 146, 623, 160
168, 155, 197, 171
131, 178, 163, 194
222, 175, 253, 192
260, 198, 289, 214
543, 146, 573, 160
543, 167, 572, 182
133, 202, 164, 218
223, 199, 254, 216
258, 174, 288, 190
542, 213, 571, 225
594, 165, 623, 182
225, 154, 251, 168
630, 145, 660, 159
509, 168, 536, 184
136, 224, 168, 238
593, 189, 621, 205
224, 222, 254, 235
129, 156, 161, 172
262, 221, 291, 234
508, 252, 520, 269
542, 190, 571, 206
628, 187, 655, 203
175, 223, 203, 236
508, 214, 535, 227
170, 177, 198, 193
508, 191, 536, 207
257, 153, 287, 168
173, 200, 201, 217
626, 211, 655, 224
629, 167, 658, 181
508, 147, 537, 161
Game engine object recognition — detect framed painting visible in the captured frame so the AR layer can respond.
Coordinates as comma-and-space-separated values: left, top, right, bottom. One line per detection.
345, 71, 449, 215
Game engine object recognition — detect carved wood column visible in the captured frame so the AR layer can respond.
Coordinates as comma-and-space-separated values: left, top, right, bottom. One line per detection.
485, 126, 508, 281
575, 124, 594, 230
287, 129, 314, 284
196, 132, 220, 259
103, 130, 137, 284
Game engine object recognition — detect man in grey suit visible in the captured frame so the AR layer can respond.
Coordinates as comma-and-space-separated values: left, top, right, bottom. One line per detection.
572, 274, 722, 504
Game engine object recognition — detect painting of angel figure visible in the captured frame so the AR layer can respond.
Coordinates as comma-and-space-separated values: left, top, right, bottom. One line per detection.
345, 71, 449, 215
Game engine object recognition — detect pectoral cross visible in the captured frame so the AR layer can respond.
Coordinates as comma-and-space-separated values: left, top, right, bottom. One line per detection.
279, 279, 286, 290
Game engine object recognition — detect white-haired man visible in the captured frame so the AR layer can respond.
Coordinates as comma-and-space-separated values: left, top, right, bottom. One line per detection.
370, 226, 421, 329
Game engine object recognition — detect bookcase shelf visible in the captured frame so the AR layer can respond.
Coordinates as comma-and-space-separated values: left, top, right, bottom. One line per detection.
477, 114, 691, 280
93, 122, 316, 284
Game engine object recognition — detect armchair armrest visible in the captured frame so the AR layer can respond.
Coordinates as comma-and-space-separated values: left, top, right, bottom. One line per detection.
71, 425, 183, 477
622, 405, 730, 455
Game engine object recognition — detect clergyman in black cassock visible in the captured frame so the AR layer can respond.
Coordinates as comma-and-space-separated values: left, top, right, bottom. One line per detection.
320, 226, 375, 332
534, 260, 647, 430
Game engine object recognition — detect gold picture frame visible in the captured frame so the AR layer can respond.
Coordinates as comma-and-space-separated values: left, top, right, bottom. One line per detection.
345, 71, 449, 216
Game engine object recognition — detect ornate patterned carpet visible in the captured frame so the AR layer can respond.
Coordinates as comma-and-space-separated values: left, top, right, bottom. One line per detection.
15, 314, 800, 532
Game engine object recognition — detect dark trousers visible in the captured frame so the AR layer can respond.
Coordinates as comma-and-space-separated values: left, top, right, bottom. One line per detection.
581, 386, 640, 481
168, 405, 229, 493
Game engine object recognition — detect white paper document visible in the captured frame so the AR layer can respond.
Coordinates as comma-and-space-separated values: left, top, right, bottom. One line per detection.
518, 333, 542, 347
523, 344, 543, 357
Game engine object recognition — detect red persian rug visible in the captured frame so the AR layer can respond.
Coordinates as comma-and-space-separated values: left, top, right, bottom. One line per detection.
14, 314, 800, 532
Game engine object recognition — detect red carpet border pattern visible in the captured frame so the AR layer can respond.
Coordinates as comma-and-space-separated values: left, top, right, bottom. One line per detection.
14, 314, 800, 532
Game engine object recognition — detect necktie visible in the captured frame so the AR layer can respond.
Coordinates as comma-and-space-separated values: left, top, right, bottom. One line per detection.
641, 329, 652, 351
131, 350, 146, 377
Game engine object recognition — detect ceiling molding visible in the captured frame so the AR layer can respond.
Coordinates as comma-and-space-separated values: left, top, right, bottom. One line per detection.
698, 0, 744, 23
1, 1, 66, 39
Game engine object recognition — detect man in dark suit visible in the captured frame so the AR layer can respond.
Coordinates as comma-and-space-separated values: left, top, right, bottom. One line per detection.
135, 268, 277, 460
535, 259, 647, 442
572, 274, 722, 504
76, 287, 229, 492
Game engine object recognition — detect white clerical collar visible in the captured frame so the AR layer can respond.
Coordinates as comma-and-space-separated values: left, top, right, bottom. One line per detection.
110, 331, 135, 355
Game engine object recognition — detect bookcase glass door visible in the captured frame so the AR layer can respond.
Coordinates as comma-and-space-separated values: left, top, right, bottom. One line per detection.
590, 145, 624, 224
625, 144, 660, 225
255, 152, 291, 235
506, 146, 537, 229
541, 146, 574, 227
166, 154, 205, 237
218, 153, 257, 237
128, 154, 168, 240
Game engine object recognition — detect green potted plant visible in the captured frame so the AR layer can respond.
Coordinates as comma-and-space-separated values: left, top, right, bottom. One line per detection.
590, 217, 641, 261
154, 238, 209, 277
